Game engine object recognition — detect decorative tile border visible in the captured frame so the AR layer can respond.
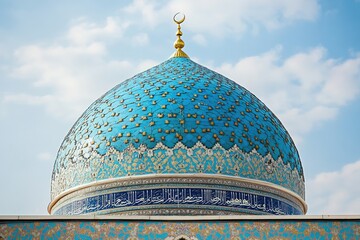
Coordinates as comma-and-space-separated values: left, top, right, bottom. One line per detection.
51, 142, 305, 201
53, 187, 302, 215
1, 218, 359, 239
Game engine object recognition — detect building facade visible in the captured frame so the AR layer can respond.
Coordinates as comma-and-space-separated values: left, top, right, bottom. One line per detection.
1, 14, 359, 239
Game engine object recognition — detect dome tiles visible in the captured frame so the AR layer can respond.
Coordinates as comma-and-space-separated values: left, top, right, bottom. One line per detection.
49, 57, 306, 216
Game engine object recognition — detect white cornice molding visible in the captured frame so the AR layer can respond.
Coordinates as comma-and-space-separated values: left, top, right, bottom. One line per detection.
48, 173, 307, 214
1, 215, 359, 221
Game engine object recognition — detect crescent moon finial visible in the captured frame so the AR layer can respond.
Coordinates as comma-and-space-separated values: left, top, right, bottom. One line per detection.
171, 12, 189, 58
173, 12, 185, 24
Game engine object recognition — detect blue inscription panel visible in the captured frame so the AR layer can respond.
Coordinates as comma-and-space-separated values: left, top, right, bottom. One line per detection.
55, 187, 301, 215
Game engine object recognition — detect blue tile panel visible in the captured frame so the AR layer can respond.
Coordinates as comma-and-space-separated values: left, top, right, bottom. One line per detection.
1, 219, 359, 239
54, 187, 302, 215
51, 57, 304, 200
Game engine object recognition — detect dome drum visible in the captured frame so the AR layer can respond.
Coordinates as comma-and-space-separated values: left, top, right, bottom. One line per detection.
49, 174, 306, 215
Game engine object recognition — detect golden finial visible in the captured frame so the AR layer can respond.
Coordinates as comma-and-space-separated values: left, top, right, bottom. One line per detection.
171, 12, 189, 58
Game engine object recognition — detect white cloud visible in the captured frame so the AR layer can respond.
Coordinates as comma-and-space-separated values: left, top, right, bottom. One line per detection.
124, 0, 165, 27
67, 17, 129, 45
37, 152, 53, 162
123, 0, 319, 36
3, 94, 52, 106
132, 33, 149, 46
306, 160, 360, 214
214, 48, 360, 143
192, 34, 207, 46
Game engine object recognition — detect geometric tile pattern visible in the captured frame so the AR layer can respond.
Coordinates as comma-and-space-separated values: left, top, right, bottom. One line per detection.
51, 57, 305, 210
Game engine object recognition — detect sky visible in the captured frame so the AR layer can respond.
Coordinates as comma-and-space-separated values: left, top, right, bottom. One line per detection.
0, 0, 359, 215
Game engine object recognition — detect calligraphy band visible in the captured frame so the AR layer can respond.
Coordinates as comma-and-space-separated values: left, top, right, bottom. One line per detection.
54, 187, 302, 215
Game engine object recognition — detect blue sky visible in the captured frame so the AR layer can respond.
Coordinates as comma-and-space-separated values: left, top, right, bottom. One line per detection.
0, 0, 359, 215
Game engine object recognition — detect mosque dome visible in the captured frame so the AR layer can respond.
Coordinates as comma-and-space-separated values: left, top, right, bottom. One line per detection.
49, 14, 306, 216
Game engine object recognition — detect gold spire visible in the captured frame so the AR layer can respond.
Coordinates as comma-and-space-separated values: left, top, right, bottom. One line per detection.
171, 12, 189, 58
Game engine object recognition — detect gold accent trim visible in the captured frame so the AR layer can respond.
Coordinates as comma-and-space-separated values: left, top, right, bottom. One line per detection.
171, 12, 189, 58
48, 173, 307, 214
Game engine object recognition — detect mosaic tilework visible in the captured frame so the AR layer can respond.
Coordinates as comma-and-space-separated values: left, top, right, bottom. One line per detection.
1, 219, 359, 239
51, 143, 305, 201
51, 57, 304, 202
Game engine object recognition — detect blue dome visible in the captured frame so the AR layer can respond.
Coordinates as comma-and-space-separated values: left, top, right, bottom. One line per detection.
50, 57, 305, 215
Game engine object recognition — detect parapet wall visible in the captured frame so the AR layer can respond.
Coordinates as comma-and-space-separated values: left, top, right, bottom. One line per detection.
0, 215, 359, 239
